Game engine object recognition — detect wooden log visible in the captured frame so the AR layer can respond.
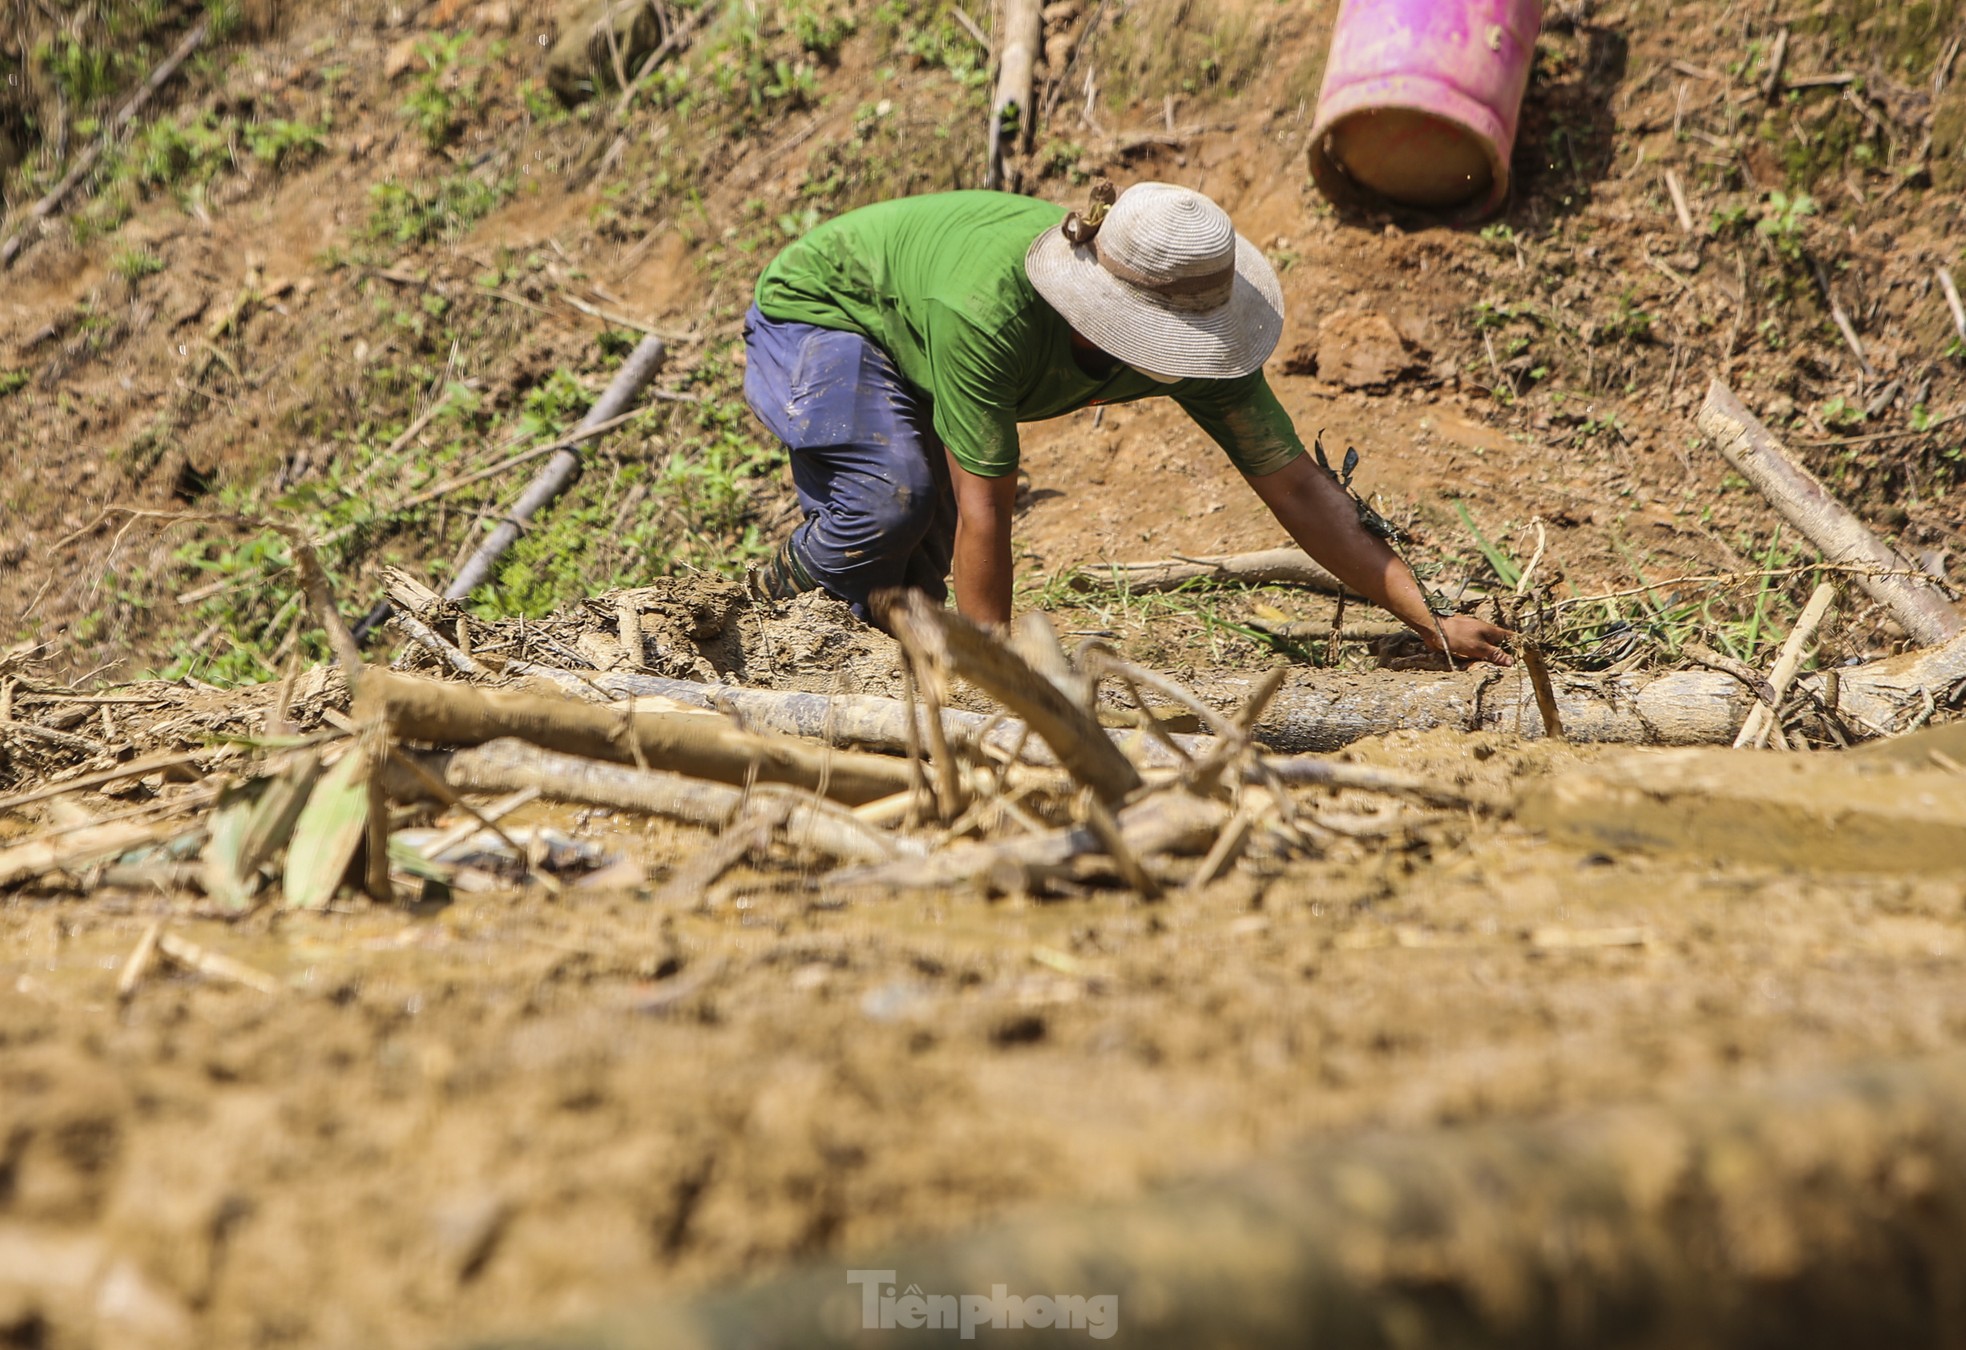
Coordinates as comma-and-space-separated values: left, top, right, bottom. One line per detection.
876, 590, 1142, 805
358, 670, 914, 805
442, 334, 668, 604
526, 667, 1209, 767
985, 0, 1043, 189
484, 1050, 1966, 1350
1070, 546, 1344, 595
544, 631, 1966, 760
1697, 380, 1962, 644
392, 738, 905, 865
829, 789, 1226, 892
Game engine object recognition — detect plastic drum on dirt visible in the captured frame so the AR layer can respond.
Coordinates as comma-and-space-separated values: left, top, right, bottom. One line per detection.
1307, 0, 1542, 222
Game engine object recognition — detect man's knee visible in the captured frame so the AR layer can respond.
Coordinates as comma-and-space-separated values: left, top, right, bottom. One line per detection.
829, 452, 939, 551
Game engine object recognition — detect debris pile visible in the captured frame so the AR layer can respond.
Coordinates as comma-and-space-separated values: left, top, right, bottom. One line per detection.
0, 575, 1487, 929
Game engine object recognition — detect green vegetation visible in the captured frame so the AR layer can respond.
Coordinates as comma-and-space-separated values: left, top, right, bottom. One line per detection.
111, 246, 165, 281
243, 117, 330, 167
402, 33, 477, 149
152, 328, 784, 686
362, 173, 514, 249
0, 370, 30, 400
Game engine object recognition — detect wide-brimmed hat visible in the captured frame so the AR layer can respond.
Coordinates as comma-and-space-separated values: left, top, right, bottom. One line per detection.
1024, 181, 1285, 380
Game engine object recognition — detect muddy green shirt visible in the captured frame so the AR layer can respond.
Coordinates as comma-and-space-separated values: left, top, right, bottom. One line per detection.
754, 191, 1304, 480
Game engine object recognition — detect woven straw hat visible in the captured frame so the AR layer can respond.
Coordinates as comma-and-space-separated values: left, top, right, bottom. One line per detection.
1024, 181, 1285, 380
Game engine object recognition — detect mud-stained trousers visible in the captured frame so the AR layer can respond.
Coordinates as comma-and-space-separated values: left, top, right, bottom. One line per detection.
742, 305, 958, 621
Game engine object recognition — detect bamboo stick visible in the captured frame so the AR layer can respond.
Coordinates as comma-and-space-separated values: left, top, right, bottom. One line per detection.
1697, 380, 1960, 645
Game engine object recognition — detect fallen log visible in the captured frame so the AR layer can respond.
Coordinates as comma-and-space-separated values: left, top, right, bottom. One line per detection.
1235, 625, 1966, 751
1070, 546, 1344, 595
389, 739, 905, 865
444, 334, 668, 606
877, 590, 1143, 805
358, 670, 914, 805
517, 666, 1210, 768
535, 629, 1966, 759
476, 1050, 1966, 1350
985, 0, 1042, 189
1698, 380, 1963, 645
829, 789, 1225, 892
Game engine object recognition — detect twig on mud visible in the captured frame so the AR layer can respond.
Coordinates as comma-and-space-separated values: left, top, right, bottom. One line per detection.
1514, 639, 1566, 740
1759, 25, 1790, 99
1939, 268, 1966, 348
157, 930, 282, 995
1681, 642, 1778, 706
1256, 757, 1480, 810
384, 744, 561, 895
1075, 788, 1161, 899
1, 717, 112, 757
876, 589, 1142, 807
0, 753, 210, 816
654, 799, 790, 907
1663, 168, 1695, 234
390, 609, 485, 679
1809, 257, 1876, 381
1187, 806, 1256, 891
117, 921, 165, 1003
1735, 582, 1836, 750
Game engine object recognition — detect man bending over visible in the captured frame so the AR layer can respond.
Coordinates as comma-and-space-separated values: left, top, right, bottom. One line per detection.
742, 181, 1511, 666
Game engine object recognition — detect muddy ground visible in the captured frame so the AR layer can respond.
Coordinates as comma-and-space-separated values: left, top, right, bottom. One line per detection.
6, 674, 1966, 1347
5, 0, 1966, 1345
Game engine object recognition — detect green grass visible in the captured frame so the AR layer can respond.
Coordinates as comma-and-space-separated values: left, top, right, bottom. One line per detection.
151, 334, 786, 687
111, 246, 165, 281
362, 173, 514, 249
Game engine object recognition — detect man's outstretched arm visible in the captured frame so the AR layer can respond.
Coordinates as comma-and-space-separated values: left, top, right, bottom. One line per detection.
947, 453, 1018, 627
1245, 453, 1513, 666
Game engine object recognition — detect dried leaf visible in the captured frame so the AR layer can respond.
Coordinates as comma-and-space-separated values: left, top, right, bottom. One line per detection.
282, 746, 370, 911
201, 751, 325, 913
200, 779, 266, 913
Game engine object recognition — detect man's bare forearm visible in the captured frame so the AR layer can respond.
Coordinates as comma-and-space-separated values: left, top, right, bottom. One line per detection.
1246, 456, 1434, 631
951, 516, 1013, 625
947, 452, 1018, 627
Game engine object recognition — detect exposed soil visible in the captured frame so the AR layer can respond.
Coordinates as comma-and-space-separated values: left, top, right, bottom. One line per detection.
4, 0, 1966, 1346
8, 732, 1966, 1349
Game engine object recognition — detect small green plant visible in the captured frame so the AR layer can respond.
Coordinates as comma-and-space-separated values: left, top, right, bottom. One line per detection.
1452, 501, 1522, 589
111, 246, 165, 280
131, 111, 235, 188
1819, 395, 1866, 428
0, 370, 29, 399
402, 33, 476, 149
363, 172, 512, 247
1755, 189, 1816, 260
37, 35, 120, 107
787, 0, 856, 59
243, 117, 329, 167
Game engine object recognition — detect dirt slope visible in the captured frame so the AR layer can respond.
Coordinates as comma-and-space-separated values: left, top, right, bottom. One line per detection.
3, 0, 1961, 679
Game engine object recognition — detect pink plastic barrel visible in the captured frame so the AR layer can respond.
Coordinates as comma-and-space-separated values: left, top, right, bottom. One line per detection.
1308, 0, 1542, 221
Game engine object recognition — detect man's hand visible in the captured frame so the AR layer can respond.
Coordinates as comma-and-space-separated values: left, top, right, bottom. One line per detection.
1423, 613, 1515, 666
1244, 453, 1519, 667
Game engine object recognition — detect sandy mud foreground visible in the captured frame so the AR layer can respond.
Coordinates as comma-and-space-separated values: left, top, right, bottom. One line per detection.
4, 729, 1966, 1348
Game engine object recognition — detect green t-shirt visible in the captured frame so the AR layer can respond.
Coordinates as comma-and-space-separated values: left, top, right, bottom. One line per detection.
754, 191, 1305, 480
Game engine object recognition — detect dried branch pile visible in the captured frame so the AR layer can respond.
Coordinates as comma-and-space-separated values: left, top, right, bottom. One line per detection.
0, 582, 1482, 922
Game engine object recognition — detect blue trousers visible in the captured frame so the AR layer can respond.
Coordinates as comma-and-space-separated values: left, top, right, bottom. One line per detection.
743, 305, 958, 620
